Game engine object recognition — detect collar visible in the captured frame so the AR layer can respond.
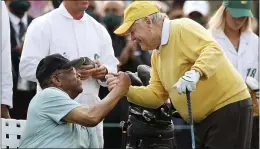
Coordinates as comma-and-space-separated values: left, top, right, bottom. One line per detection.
58, 2, 87, 21
213, 29, 249, 44
157, 18, 170, 53
9, 12, 28, 26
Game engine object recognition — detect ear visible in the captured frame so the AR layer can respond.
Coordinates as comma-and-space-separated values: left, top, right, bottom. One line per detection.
50, 75, 62, 87
144, 16, 152, 25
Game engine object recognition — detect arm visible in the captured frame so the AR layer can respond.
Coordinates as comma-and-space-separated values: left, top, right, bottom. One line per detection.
64, 73, 130, 127
19, 18, 50, 82
97, 25, 119, 86
126, 51, 169, 109
1, 1, 13, 114
180, 19, 225, 79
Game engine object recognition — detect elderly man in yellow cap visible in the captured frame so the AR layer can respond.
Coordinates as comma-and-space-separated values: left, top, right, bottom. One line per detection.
106, 1, 253, 149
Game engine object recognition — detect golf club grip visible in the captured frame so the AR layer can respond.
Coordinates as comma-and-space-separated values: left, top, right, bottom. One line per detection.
186, 90, 196, 149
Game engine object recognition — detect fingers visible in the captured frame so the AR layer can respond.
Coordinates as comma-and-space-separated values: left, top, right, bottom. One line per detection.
80, 65, 95, 70
106, 76, 119, 85
108, 83, 117, 91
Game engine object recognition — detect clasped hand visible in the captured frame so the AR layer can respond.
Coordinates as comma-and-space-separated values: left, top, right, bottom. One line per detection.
105, 72, 131, 93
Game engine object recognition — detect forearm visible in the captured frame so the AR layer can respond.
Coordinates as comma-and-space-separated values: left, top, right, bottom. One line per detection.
126, 85, 168, 109
73, 87, 124, 127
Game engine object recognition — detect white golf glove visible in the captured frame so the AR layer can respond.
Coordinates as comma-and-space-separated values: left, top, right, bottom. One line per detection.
173, 70, 200, 95
246, 76, 259, 99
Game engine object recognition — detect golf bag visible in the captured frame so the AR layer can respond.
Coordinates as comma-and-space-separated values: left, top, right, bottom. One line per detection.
122, 65, 177, 149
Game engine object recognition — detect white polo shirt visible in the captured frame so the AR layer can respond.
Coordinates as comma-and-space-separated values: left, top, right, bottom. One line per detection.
210, 30, 259, 81
20, 3, 119, 97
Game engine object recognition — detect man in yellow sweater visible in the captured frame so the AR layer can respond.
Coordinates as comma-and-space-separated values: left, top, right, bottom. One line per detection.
106, 1, 253, 148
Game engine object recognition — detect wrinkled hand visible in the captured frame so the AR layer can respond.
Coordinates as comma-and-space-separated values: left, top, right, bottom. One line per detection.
1, 104, 10, 119
105, 72, 120, 91
92, 60, 108, 81
173, 70, 200, 95
77, 65, 96, 80
113, 72, 131, 96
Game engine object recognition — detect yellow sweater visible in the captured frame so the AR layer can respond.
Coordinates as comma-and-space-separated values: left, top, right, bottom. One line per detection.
126, 18, 250, 122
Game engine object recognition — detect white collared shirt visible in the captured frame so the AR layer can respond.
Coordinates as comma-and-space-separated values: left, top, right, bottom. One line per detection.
1, 1, 13, 107
210, 30, 259, 81
9, 12, 28, 46
20, 3, 119, 97
157, 18, 170, 53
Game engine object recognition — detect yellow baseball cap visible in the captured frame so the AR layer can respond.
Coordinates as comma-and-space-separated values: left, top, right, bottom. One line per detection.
114, 1, 159, 36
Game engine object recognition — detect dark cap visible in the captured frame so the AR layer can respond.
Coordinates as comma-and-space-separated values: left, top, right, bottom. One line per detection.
36, 54, 85, 85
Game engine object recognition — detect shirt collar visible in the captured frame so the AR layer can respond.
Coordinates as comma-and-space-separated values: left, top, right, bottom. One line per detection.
157, 18, 170, 53
58, 2, 87, 21
9, 12, 28, 26
213, 29, 249, 44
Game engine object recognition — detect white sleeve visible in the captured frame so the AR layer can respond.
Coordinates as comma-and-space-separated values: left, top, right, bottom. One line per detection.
1, 1, 13, 107
19, 18, 50, 82
98, 25, 119, 86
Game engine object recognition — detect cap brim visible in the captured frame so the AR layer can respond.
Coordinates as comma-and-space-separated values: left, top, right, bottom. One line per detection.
61, 58, 85, 69
227, 7, 254, 18
114, 21, 134, 36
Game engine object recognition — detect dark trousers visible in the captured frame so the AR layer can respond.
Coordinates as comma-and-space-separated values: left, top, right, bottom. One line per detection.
195, 98, 253, 149
9, 90, 36, 120
251, 116, 259, 149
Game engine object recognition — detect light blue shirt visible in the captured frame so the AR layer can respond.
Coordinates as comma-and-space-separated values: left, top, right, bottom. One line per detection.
19, 87, 99, 148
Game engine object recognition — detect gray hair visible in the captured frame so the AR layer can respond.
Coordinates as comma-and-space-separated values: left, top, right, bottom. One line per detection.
149, 12, 168, 23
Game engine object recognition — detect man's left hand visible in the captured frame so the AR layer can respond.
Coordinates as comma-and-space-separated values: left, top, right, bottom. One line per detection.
173, 70, 200, 95
92, 60, 108, 81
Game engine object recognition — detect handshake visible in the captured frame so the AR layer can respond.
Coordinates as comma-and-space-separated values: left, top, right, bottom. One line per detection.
105, 72, 132, 95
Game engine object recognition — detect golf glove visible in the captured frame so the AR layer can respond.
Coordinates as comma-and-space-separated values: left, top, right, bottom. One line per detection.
173, 70, 200, 95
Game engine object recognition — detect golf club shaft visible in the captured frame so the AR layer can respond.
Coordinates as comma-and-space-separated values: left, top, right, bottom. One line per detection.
186, 90, 196, 149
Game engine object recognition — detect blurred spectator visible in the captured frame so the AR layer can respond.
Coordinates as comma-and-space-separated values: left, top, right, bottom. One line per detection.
183, 1, 210, 27
85, 1, 101, 22
1, 1, 13, 119
5, 0, 36, 120
167, 8, 184, 20
27, 1, 53, 18
208, 1, 258, 149
52, 0, 62, 9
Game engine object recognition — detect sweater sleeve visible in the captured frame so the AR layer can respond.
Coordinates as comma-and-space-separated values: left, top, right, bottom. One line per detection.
126, 51, 169, 109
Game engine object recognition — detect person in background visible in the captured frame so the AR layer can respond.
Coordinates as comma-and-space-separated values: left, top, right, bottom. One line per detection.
107, 1, 253, 148
1, 1, 13, 119
167, 8, 184, 20
183, 1, 210, 27
208, 1, 259, 149
19, 54, 130, 148
5, 0, 36, 120
19, 1, 119, 147
85, 1, 101, 22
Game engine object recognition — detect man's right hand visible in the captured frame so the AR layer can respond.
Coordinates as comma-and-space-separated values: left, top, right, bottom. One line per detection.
77, 65, 97, 80
105, 73, 120, 91
1, 104, 11, 119
112, 72, 131, 95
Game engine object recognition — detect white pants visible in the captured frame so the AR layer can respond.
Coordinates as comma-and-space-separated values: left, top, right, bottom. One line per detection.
75, 93, 104, 148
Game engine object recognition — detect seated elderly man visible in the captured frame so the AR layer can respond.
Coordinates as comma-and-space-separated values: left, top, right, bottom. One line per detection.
19, 54, 130, 148
106, 1, 253, 149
